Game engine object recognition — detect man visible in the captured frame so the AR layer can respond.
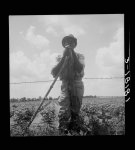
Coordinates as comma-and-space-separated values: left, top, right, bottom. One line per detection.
51, 34, 85, 134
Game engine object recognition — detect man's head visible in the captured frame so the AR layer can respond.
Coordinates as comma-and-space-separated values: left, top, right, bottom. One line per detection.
62, 34, 77, 49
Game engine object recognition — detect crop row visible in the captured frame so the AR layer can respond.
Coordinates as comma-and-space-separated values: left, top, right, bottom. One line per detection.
10, 100, 125, 136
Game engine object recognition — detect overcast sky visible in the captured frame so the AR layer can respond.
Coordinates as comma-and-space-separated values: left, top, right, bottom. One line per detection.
9, 14, 124, 98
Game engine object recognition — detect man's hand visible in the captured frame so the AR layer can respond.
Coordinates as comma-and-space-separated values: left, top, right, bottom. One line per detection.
63, 48, 72, 57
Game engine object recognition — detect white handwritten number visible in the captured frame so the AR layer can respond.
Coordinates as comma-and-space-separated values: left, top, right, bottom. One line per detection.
125, 88, 130, 96
125, 57, 129, 63
125, 77, 130, 84
126, 97, 130, 102
125, 84, 129, 89
125, 71, 130, 76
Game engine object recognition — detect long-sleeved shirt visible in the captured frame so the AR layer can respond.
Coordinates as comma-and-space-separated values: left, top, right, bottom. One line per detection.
56, 52, 85, 81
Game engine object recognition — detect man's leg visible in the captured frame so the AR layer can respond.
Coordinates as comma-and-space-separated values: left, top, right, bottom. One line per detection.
58, 82, 71, 134
69, 81, 84, 132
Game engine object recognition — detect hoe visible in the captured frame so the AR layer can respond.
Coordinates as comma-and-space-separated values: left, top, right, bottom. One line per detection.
23, 56, 69, 136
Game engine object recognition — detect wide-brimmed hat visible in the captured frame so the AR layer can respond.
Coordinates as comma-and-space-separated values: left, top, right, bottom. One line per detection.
62, 34, 77, 48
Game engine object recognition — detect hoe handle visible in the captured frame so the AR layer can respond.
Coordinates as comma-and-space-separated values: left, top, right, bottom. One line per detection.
24, 56, 69, 134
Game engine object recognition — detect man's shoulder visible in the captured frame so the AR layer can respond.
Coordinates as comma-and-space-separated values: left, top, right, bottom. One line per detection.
56, 54, 62, 62
75, 52, 85, 67
76, 52, 85, 59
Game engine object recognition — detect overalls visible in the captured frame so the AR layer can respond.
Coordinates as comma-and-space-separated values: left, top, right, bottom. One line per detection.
57, 53, 85, 131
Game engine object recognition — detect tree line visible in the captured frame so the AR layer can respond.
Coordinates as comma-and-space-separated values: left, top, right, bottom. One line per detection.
10, 96, 54, 103
10, 95, 97, 103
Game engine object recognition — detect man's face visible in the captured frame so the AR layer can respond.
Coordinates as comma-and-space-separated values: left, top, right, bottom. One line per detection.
64, 39, 76, 49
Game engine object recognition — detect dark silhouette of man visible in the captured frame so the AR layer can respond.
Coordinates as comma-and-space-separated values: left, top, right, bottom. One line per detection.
51, 34, 85, 134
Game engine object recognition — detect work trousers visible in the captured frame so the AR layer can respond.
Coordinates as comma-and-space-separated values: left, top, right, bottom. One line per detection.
57, 80, 84, 130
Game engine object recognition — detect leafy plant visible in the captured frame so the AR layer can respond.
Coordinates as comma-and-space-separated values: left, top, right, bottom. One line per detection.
10, 98, 125, 136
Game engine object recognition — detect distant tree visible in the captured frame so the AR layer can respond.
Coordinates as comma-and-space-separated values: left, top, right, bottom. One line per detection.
27, 98, 31, 101
10, 98, 18, 103
49, 96, 53, 100
31, 98, 34, 101
38, 96, 42, 100
20, 97, 27, 102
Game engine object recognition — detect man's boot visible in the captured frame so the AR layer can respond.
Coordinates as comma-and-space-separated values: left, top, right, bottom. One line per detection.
68, 112, 81, 133
58, 117, 70, 135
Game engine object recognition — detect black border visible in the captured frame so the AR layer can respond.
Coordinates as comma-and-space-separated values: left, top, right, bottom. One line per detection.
6, 7, 131, 146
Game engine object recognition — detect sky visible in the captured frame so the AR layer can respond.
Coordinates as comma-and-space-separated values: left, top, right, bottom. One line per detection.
9, 14, 124, 98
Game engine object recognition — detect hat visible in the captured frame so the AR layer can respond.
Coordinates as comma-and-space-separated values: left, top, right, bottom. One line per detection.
62, 34, 77, 48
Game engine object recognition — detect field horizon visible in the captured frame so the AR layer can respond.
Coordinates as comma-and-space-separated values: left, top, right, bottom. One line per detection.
10, 96, 125, 136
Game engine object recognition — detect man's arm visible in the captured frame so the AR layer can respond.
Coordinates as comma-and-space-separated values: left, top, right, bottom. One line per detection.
71, 50, 83, 73
51, 48, 70, 78
51, 48, 84, 77
51, 56, 65, 78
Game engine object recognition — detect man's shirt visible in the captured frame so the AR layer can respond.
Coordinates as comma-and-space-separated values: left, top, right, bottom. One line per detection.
56, 52, 85, 80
